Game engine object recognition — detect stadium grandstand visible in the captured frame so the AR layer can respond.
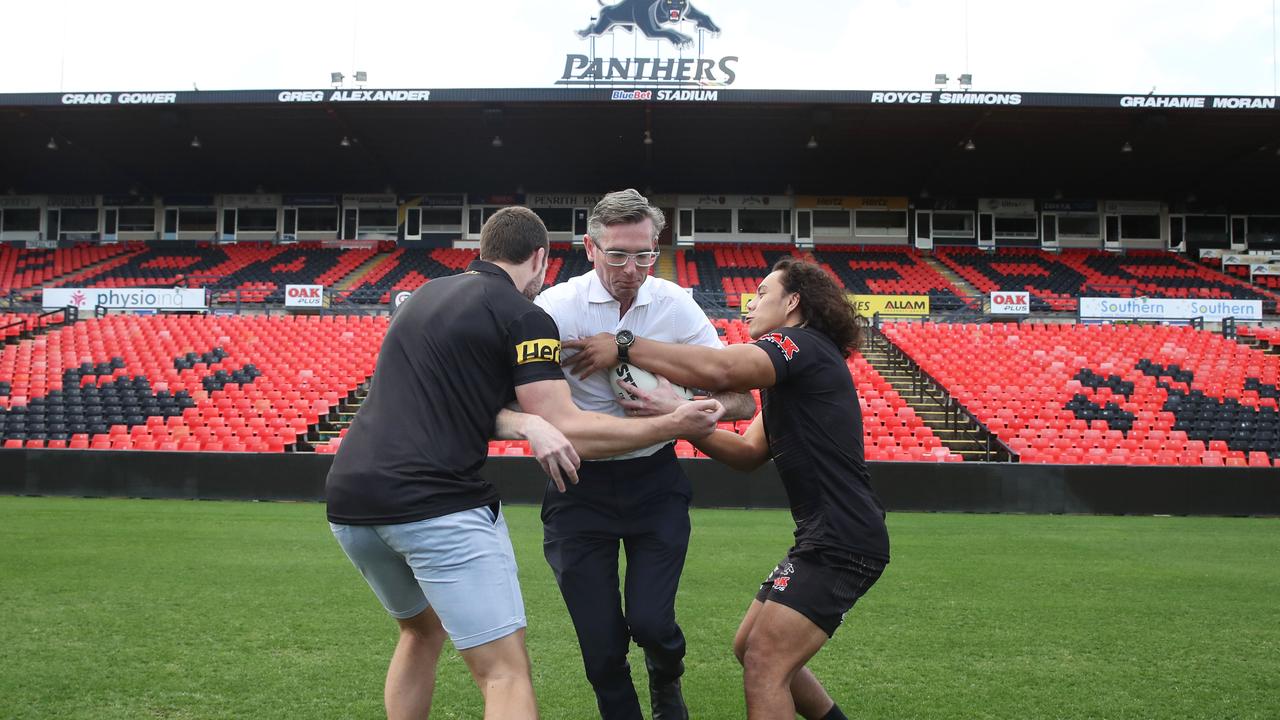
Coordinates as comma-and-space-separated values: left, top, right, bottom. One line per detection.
1, 84, 1278, 512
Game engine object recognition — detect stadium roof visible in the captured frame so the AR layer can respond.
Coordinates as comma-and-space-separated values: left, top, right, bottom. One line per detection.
2, 88, 1278, 210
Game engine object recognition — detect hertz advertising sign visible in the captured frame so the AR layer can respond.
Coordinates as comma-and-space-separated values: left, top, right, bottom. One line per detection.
739, 293, 929, 317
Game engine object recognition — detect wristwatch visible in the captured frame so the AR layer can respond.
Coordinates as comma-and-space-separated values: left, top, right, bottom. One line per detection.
615, 329, 635, 363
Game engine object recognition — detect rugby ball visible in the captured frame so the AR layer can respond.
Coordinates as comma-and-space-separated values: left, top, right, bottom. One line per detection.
609, 363, 695, 402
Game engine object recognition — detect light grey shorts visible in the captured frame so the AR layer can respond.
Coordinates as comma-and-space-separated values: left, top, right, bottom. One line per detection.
330, 504, 526, 650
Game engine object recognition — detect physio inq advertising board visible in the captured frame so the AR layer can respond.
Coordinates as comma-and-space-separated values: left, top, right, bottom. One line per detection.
990, 291, 1030, 315
1079, 297, 1262, 322
739, 293, 929, 317
43, 287, 207, 311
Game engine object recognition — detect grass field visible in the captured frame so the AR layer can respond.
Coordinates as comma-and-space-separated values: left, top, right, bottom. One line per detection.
1, 497, 1278, 719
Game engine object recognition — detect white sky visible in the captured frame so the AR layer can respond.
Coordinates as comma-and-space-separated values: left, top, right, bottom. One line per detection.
2, 0, 1277, 95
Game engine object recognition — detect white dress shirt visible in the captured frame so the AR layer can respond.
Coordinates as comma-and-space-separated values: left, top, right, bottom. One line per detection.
535, 270, 723, 460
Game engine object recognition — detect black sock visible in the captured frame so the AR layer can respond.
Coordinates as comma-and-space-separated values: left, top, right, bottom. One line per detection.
821, 704, 849, 720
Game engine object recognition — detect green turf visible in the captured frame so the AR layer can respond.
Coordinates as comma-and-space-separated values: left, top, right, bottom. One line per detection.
1, 497, 1277, 719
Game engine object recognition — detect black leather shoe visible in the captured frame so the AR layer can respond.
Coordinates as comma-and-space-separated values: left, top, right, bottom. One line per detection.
646, 654, 689, 720
649, 676, 688, 720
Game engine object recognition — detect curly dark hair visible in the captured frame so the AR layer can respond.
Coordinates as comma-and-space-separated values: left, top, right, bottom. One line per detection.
772, 257, 865, 357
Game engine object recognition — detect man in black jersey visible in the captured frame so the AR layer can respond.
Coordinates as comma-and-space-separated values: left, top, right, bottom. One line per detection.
326, 207, 724, 720
568, 258, 888, 720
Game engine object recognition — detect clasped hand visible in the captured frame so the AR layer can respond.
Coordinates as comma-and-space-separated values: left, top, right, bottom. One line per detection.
561, 333, 620, 381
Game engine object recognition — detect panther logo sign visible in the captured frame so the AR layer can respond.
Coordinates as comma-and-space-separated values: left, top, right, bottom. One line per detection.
579, 0, 721, 47
0, 347, 261, 444
1066, 362, 1280, 462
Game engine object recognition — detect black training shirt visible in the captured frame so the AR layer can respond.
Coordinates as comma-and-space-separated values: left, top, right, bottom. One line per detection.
754, 326, 890, 561
326, 260, 565, 525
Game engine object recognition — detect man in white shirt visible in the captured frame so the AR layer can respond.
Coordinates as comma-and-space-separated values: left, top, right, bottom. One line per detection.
535, 189, 756, 720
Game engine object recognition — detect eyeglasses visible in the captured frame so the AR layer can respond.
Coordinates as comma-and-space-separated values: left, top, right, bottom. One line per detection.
602, 250, 660, 267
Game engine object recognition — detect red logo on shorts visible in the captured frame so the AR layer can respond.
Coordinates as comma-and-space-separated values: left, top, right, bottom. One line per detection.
761, 333, 799, 361
772, 576, 790, 592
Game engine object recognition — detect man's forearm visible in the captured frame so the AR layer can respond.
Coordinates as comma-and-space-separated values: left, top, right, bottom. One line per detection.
497, 406, 677, 459
629, 337, 733, 391
493, 407, 530, 440
692, 429, 769, 472
555, 410, 682, 459
712, 390, 757, 421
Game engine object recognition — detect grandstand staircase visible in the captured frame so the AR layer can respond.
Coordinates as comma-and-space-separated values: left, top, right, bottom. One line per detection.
862, 328, 1013, 462
655, 249, 678, 284
1234, 332, 1280, 355
334, 251, 396, 292
922, 255, 983, 309
302, 381, 370, 450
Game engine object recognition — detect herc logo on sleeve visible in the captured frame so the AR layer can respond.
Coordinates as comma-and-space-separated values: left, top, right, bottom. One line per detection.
761, 333, 799, 361
515, 339, 561, 365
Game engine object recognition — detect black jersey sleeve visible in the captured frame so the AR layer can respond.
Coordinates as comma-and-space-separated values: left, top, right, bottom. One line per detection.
507, 307, 569, 386
753, 328, 806, 385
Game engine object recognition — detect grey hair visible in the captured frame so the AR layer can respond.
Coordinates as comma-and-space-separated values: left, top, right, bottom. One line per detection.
586, 188, 666, 245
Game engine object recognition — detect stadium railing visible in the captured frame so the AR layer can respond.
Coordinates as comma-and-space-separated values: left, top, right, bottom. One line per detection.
867, 322, 1016, 462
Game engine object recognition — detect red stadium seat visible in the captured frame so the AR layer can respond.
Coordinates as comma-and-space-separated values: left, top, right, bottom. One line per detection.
881, 321, 1280, 466
6, 255, 1274, 471
0, 314, 387, 454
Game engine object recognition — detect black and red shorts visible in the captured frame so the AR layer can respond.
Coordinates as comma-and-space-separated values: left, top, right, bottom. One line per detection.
755, 546, 886, 637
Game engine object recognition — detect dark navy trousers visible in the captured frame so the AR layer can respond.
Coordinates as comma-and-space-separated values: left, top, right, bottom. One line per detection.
541, 444, 691, 720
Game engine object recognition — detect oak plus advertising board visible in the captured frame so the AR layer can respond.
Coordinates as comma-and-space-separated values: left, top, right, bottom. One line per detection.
990, 291, 1030, 315
284, 284, 325, 308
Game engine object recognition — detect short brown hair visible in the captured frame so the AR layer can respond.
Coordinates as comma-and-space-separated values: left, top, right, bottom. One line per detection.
587, 189, 666, 244
479, 206, 548, 263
